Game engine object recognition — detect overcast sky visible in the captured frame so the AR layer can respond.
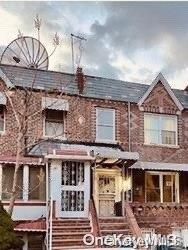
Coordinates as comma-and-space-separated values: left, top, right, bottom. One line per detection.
1, 1, 188, 89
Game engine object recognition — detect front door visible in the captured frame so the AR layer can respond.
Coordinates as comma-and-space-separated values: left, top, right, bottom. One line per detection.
96, 169, 122, 217
60, 161, 90, 217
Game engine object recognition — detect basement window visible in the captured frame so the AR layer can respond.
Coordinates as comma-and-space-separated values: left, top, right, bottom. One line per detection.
44, 109, 65, 138
96, 108, 115, 142
144, 113, 177, 146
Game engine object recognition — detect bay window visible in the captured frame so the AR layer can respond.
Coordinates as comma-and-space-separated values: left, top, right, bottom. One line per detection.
144, 113, 177, 146
96, 108, 115, 142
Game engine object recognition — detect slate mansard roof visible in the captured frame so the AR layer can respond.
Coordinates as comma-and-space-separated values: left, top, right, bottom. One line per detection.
0, 64, 188, 108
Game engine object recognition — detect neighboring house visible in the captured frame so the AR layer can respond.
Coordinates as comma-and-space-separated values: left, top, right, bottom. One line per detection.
0, 64, 188, 249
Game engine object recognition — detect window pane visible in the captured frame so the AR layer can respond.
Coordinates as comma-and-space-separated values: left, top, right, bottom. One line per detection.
29, 166, 46, 200
146, 174, 160, 202
162, 117, 176, 131
163, 175, 175, 202
97, 125, 114, 140
45, 121, 64, 137
46, 110, 64, 121
2, 165, 23, 200
145, 130, 160, 144
28, 234, 44, 250
162, 131, 176, 145
97, 109, 114, 126
144, 115, 159, 130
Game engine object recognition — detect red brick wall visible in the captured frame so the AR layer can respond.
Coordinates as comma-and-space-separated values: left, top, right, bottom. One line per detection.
0, 77, 188, 167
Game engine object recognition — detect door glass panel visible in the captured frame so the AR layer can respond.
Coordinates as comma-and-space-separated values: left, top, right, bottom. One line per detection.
146, 174, 160, 202
163, 175, 175, 202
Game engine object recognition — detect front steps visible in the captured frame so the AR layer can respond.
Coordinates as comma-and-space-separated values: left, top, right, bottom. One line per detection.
99, 217, 131, 236
99, 217, 132, 248
52, 218, 93, 249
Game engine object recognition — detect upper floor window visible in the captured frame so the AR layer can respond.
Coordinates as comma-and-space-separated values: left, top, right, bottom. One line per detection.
0, 106, 5, 133
44, 110, 65, 138
144, 113, 177, 146
96, 108, 115, 142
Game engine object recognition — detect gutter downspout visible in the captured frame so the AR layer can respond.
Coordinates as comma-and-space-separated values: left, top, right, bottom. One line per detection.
45, 161, 49, 249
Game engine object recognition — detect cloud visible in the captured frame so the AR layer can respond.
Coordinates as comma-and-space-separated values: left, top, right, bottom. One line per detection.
1, 2, 188, 88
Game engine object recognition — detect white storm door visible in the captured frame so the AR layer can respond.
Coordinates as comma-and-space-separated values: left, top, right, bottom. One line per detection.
61, 161, 90, 217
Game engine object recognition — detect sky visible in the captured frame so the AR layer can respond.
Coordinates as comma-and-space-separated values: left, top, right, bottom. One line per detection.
1, 1, 188, 89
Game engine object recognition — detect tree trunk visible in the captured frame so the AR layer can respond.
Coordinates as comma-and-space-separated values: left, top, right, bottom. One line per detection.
8, 132, 22, 216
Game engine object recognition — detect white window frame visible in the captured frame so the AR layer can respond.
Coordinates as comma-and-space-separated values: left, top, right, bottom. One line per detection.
145, 171, 179, 203
96, 108, 116, 143
144, 113, 178, 146
43, 110, 66, 139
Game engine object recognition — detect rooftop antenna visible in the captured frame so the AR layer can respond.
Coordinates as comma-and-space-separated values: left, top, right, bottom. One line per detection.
0, 14, 60, 70
34, 14, 42, 41
71, 33, 87, 74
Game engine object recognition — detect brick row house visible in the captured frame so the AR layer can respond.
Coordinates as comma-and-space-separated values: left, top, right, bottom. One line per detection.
0, 64, 188, 249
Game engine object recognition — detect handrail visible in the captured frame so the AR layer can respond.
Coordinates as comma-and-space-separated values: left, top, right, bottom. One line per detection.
45, 198, 53, 250
89, 198, 101, 237
124, 202, 143, 238
49, 198, 53, 250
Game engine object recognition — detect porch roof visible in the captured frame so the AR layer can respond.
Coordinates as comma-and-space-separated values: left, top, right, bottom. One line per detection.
131, 161, 188, 171
14, 218, 46, 232
29, 140, 139, 164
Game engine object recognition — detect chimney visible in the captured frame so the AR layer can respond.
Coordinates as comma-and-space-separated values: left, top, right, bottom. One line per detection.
75, 67, 86, 94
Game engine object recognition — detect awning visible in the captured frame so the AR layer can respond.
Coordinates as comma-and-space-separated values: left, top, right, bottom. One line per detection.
0, 92, 6, 105
41, 142, 139, 166
42, 97, 69, 111
0, 155, 44, 165
45, 149, 95, 161
14, 219, 46, 232
131, 161, 188, 171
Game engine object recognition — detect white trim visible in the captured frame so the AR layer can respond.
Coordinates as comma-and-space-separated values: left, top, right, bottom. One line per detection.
23, 165, 29, 201
0, 164, 2, 200
96, 107, 116, 142
144, 113, 178, 146
132, 161, 188, 171
138, 72, 184, 111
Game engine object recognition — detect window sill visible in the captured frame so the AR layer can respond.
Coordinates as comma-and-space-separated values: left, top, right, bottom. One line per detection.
42, 135, 66, 140
1, 200, 46, 206
95, 139, 118, 144
144, 143, 180, 149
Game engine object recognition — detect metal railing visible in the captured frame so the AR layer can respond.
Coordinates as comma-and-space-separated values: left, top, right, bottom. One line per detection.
46, 198, 53, 250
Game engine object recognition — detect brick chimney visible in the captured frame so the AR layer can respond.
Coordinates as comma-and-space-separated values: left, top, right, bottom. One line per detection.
75, 67, 86, 94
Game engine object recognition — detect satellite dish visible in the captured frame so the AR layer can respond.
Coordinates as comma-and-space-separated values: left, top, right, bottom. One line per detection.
0, 36, 49, 70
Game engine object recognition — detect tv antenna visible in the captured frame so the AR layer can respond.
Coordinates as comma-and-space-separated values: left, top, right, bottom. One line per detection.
0, 14, 60, 70
0, 36, 49, 70
71, 33, 87, 73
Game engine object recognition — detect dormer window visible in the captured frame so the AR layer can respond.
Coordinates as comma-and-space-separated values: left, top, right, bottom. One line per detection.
144, 113, 177, 146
